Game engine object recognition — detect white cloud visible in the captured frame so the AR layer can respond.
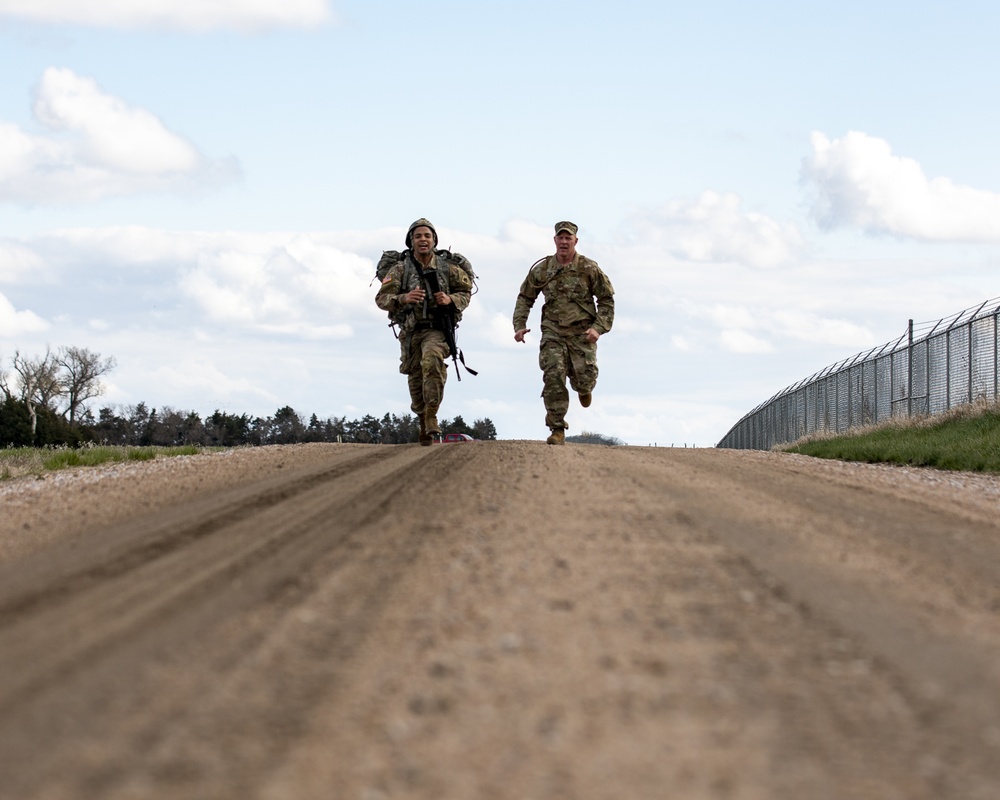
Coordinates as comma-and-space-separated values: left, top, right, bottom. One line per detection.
0, 239, 44, 282
0, 292, 49, 336
700, 303, 757, 331
11, 226, 380, 340
0, 0, 334, 32
178, 235, 376, 337
719, 328, 773, 354
611, 317, 655, 335
623, 191, 805, 268
770, 309, 873, 349
0, 68, 239, 204
680, 301, 875, 353
148, 360, 278, 405
35, 68, 198, 173
802, 131, 1000, 243
485, 311, 519, 348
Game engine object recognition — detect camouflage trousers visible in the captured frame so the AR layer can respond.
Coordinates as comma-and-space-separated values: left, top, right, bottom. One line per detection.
402, 328, 449, 418
539, 334, 598, 431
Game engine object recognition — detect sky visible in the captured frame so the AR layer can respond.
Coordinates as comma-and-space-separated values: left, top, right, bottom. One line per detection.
2, 0, 1000, 447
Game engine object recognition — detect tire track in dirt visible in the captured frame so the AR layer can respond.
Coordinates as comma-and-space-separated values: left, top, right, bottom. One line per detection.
598, 448, 1000, 796
0, 443, 479, 799
2, 443, 1000, 799
0, 446, 399, 620
259, 444, 1000, 800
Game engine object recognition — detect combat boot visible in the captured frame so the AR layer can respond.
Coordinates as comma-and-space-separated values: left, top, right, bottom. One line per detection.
578, 391, 592, 408
418, 414, 433, 446
546, 428, 565, 445
425, 412, 441, 437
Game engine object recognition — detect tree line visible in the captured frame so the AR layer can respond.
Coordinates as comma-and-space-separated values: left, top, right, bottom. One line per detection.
84, 404, 497, 447
1, 347, 497, 447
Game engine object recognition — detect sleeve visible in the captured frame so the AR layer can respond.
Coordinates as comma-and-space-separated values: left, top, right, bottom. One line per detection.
375, 263, 407, 314
512, 266, 541, 331
447, 264, 473, 313
590, 265, 615, 334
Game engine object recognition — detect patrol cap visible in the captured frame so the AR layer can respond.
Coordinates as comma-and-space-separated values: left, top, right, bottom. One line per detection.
554, 220, 578, 236
406, 218, 438, 247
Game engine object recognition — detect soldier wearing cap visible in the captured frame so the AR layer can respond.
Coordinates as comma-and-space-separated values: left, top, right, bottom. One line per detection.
513, 221, 615, 444
376, 218, 473, 445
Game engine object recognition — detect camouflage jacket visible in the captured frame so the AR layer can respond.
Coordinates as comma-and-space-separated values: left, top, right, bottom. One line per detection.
512, 253, 615, 340
376, 251, 473, 331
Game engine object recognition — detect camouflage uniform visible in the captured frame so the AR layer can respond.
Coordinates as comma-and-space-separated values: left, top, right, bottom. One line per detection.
376, 247, 473, 432
512, 247, 615, 434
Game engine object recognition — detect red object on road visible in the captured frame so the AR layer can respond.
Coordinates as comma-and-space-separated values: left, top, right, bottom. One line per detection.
435, 433, 476, 444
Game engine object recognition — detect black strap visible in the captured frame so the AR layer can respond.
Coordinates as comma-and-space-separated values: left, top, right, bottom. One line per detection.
457, 349, 478, 378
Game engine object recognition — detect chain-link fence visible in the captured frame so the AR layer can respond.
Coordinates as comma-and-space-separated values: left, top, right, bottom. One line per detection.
716, 297, 1000, 450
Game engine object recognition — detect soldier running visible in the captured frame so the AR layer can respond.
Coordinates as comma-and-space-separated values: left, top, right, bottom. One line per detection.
376, 218, 474, 445
513, 221, 615, 445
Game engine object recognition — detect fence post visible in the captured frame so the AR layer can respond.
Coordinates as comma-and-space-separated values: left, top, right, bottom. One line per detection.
847, 367, 853, 429
889, 344, 894, 422
946, 328, 951, 410
873, 355, 878, 425
908, 319, 913, 418
969, 317, 974, 404
927, 323, 932, 414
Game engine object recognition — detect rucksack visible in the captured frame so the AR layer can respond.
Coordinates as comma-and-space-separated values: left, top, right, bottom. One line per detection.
375, 248, 477, 332
376, 248, 476, 284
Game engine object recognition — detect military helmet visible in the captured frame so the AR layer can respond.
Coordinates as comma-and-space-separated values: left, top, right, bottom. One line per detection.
406, 218, 438, 248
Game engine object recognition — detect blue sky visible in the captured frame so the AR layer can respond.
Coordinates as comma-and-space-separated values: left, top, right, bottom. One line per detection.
2, 0, 1000, 446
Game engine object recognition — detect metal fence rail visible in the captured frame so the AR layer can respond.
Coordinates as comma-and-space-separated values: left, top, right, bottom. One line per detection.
716, 297, 1000, 449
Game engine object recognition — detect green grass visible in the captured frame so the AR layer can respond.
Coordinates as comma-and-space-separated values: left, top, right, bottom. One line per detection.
783, 402, 1000, 472
0, 444, 211, 480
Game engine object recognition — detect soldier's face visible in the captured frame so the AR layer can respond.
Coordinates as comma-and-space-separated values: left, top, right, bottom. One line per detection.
411, 227, 435, 254
554, 232, 577, 259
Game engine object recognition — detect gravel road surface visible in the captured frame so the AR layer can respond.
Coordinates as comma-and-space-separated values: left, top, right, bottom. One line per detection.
1, 442, 999, 799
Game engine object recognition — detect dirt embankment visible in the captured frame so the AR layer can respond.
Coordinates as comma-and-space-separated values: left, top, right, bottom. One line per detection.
1, 442, 999, 799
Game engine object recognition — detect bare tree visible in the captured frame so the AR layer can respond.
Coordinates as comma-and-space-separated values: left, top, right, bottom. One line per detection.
56, 346, 117, 425
11, 348, 61, 438
0, 353, 10, 401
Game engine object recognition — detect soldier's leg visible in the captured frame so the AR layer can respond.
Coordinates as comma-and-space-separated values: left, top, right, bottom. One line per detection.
567, 338, 599, 399
405, 371, 433, 444
402, 334, 433, 445
418, 331, 449, 434
539, 339, 570, 431
407, 371, 424, 417
402, 333, 423, 414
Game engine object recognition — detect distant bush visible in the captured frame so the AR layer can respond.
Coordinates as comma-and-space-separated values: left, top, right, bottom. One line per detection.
0, 397, 85, 447
566, 431, 625, 446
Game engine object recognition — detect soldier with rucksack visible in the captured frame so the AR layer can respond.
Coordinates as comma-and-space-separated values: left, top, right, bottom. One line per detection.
375, 218, 475, 445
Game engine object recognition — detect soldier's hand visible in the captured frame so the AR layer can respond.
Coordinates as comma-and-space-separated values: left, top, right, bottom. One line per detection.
514, 328, 530, 343
403, 287, 425, 304
433, 292, 452, 306
585, 328, 600, 344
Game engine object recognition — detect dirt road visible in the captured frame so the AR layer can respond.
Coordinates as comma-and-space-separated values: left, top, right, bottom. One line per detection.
1, 441, 999, 799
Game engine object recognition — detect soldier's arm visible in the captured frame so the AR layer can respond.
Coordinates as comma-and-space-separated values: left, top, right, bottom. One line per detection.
590, 266, 615, 335
442, 264, 473, 312
512, 270, 540, 333
375, 264, 420, 312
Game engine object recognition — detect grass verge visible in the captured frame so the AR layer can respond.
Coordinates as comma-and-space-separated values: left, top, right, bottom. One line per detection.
783, 401, 1000, 472
0, 445, 212, 481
